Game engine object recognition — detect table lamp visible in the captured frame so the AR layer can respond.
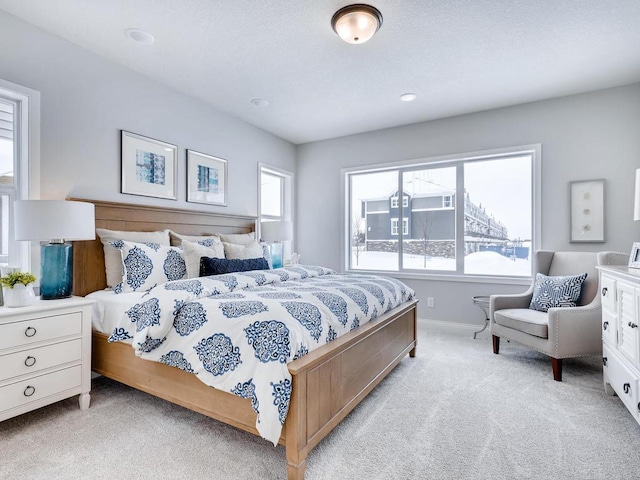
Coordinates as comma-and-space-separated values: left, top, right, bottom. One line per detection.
14, 200, 95, 299
260, 220, 292, 269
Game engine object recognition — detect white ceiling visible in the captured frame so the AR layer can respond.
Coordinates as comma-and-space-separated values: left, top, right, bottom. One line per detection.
2, 0, 640, 144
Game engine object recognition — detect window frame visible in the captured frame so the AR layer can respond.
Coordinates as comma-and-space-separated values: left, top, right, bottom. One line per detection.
258, 163, 294, 261
390, 217, 409, 236
342, 144, 541, 284
0, 79, 40, 273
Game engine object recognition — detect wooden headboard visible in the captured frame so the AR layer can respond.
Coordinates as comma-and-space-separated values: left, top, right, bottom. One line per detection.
70, 199, 257, 296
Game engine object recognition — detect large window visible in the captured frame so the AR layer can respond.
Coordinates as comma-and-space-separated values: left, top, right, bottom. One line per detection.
345, 146, 539, 278
259, 164, 294, 261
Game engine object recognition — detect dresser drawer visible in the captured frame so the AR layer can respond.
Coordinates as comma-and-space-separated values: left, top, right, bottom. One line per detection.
0, 339, 82, 382
0, 365, 81, 412
0, 312, 82, 351
601, 275, 616, 313
602, 310, 616, 345
603, 345, 639, 419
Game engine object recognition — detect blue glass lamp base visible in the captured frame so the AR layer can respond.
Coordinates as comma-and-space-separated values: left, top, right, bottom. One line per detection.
41, 243, 73, 300
270, 242, 284, 269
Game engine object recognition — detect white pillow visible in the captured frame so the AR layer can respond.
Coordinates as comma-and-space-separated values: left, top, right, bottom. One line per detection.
182, 239, 225, 278
96, 228, 170, 287
111, 241, 186, 293
218, 232, 255, 245
223, 240, 263, 259
169, 230, 220, 247
223, 240, 272, 269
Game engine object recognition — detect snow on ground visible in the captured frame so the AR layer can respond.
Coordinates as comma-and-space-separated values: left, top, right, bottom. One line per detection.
351, 250, 530, 276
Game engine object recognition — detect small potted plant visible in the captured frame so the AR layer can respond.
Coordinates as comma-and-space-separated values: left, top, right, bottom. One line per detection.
1, 271, 37, 307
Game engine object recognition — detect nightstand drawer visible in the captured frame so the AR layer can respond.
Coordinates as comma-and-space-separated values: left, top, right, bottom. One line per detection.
0, 312, 82, 351
0, 365, 81, 412
0, 339, 82, 381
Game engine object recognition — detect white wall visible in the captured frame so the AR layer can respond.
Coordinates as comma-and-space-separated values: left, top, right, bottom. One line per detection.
297, 84, 640, 324
0, 11, 295, 216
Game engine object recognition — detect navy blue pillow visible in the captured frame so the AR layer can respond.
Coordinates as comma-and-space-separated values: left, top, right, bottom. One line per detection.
200, 257, 269, 276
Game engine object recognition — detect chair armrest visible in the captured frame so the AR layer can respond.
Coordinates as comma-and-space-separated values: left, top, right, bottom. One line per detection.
490, 289, 533, 320
547, 303, 603, 357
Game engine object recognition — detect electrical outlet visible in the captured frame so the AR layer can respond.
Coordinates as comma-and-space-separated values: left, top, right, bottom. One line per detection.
427, 297, 434, 308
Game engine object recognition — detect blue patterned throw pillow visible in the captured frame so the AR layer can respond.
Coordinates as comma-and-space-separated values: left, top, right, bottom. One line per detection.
200, 257, 269, 276
529, 272, 588, 312
111, 240, 187, 293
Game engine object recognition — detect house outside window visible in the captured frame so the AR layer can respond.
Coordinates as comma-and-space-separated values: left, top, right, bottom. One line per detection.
345, 145, 540, 278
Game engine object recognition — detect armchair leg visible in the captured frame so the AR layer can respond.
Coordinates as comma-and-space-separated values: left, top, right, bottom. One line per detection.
551, 358, 562, 382
492, 335, 500, 354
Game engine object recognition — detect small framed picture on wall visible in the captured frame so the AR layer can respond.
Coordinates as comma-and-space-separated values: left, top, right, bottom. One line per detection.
121, 130, 177, 200
629, 242, 640, 269
186, 150, 228, 206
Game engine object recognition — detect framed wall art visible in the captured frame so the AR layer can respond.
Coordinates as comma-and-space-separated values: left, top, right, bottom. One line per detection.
569, 179, 605, 243
121, 130, 177, 200
187, 149, 227, 206
629, 242, 640, 269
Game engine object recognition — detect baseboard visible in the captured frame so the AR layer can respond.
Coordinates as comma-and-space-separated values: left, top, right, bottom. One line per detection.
417, 317, 484, 332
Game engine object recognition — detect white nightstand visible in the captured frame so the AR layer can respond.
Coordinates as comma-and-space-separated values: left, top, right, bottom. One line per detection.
0, 296, 93, 421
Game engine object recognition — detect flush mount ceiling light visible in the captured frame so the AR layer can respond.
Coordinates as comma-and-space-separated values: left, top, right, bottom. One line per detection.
331, 4, 383, 44
400, 93, 417, 102
125, 28, 155, 45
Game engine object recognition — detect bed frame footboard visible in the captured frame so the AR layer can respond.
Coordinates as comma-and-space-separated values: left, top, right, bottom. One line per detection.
285, 299, 418, 479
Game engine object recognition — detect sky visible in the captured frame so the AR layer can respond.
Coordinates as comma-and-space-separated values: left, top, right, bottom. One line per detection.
350, 154, 532, 240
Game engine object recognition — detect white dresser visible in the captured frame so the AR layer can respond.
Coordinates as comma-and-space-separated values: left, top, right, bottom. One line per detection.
0, 296, 93, 421
598, 265, 640, 424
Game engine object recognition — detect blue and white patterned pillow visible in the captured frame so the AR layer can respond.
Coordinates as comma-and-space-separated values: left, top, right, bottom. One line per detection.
529, 272, 588, 312
111, 240, 187, 293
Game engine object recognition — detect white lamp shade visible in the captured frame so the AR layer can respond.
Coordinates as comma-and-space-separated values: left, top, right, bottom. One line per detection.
635, 169, 640, 221
261, 220, 293, 243
14, 200, 96, 241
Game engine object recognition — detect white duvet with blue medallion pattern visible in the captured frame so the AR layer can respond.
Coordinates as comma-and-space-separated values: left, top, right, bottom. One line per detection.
108, 265, 415, 445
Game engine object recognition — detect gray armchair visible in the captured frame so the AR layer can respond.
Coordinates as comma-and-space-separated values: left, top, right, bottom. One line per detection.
490, 251, 628, 381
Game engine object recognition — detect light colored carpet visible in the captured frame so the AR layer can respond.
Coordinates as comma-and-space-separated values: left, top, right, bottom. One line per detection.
2, 321, 639, 480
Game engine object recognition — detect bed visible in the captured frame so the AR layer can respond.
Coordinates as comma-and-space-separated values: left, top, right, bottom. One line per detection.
71, 199, 418, 480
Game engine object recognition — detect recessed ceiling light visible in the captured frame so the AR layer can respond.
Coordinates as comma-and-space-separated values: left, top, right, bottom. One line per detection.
125, 28, 155, 45
251, 98, 269, 107
400, 93, 417, 102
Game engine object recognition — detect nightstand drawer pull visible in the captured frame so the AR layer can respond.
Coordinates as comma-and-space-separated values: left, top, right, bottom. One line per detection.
628, 322, 638, 329
24, 326, 37, 338
24, 356, 36, 367
23, 385, 35, 397
603, 321, 609, 330
602, 287, 608, 296
603, 357, 608, 366
624, 383, 631, 394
